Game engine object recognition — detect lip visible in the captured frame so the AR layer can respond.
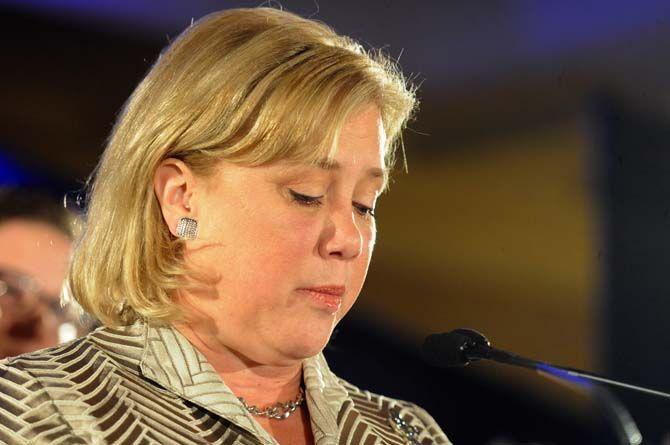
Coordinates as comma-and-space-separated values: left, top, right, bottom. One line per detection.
297, 285, 345, 313
299, 285, 346, 297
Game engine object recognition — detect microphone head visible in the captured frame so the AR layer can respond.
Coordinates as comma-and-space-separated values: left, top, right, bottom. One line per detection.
421, 328, 491, 368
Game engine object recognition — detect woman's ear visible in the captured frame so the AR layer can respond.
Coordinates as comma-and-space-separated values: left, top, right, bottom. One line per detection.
153, 158, 197, 238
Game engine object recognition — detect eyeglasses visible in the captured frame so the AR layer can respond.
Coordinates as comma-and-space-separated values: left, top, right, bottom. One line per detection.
0, 268, 67, 319
0, 267, 88, 346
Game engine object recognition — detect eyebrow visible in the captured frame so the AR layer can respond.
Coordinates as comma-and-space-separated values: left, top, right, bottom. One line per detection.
314, 158, 387, 183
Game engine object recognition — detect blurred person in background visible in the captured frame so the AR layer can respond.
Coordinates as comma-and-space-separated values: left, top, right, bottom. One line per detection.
0, 187, 79, 358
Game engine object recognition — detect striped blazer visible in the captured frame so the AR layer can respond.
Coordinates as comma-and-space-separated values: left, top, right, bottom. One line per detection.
0, 322, 452, 445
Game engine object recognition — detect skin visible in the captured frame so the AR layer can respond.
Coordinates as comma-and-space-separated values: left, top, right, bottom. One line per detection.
154, 104, 386, 444
0, 219, 72, 358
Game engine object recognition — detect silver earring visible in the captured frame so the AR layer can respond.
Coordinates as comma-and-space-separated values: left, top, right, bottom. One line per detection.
176, 217, 198, 240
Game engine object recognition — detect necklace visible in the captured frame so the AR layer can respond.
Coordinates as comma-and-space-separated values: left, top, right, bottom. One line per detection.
238, 387, 305, 420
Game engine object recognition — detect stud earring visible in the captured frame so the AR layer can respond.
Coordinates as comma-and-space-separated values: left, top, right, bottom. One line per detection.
176, 217, 198, 240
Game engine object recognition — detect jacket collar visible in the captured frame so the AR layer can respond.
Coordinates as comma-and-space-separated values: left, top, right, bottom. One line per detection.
134, 322, 349, 445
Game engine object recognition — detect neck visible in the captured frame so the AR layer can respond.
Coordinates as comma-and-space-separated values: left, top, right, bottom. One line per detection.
173, 321, 304, 408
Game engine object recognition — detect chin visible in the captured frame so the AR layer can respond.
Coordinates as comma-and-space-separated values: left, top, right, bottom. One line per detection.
282, 318, 335, 360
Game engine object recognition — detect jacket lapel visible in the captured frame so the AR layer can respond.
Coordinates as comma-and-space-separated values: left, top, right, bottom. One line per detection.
139, 323, 276, 445
303, 353, 350, 445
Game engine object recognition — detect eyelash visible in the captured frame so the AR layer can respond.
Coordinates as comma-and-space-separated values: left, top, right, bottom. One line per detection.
289, 190, 375, 218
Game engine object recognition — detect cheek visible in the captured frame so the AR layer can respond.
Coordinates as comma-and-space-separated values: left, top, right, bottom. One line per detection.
342, 222, 377, 306
254, 210, 317, 255
220, 208, 320, 285
361, 219, 377, 261
367, 222, 377, 254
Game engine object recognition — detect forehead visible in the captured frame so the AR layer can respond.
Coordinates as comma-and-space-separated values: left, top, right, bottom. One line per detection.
327, 104, 387, 181
319, 103, 384, 163
208, 104, 388, 186
279, 106, 387, 186
338, 104, 386, 148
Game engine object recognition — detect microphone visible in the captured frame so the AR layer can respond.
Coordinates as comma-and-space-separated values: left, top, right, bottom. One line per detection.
421, 328, 670, 400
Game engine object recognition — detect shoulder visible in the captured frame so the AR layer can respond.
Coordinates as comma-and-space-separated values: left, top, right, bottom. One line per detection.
0, 334, 98, 404
1, 335, 88, 382
0, 327, 144, 444
2, 324, 145, 377
336, 377, 452, 445
0, 346, 87, 444
1, 331, 103, 380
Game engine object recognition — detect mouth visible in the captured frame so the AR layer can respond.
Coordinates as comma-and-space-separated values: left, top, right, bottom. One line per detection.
296, 285, 345, 313
7, 314, 42, 338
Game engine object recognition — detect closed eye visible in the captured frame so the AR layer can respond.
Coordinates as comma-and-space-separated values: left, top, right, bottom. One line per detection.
290, 189, 375, 217
289, 189, 323, 207
354, 202, 375, 218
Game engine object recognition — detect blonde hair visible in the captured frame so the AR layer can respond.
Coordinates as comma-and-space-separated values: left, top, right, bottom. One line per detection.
66, 7, 417, 326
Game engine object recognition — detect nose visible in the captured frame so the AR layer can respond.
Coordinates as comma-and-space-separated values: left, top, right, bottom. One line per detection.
318, 204, 363, 260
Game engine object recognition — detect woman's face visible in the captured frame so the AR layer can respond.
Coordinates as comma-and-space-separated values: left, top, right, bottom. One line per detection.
181, 104, 386, 365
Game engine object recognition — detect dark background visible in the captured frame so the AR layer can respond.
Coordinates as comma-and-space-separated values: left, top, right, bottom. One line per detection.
2, 1, 670, 443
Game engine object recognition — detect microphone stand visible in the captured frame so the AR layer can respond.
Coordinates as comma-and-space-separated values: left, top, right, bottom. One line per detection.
423, 329, 669, 444
590, 387, 643, 445
467, 343, 670, 400
465, 343, 668, 445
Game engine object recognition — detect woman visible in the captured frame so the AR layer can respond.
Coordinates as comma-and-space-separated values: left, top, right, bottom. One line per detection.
0, 8, 451, 445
